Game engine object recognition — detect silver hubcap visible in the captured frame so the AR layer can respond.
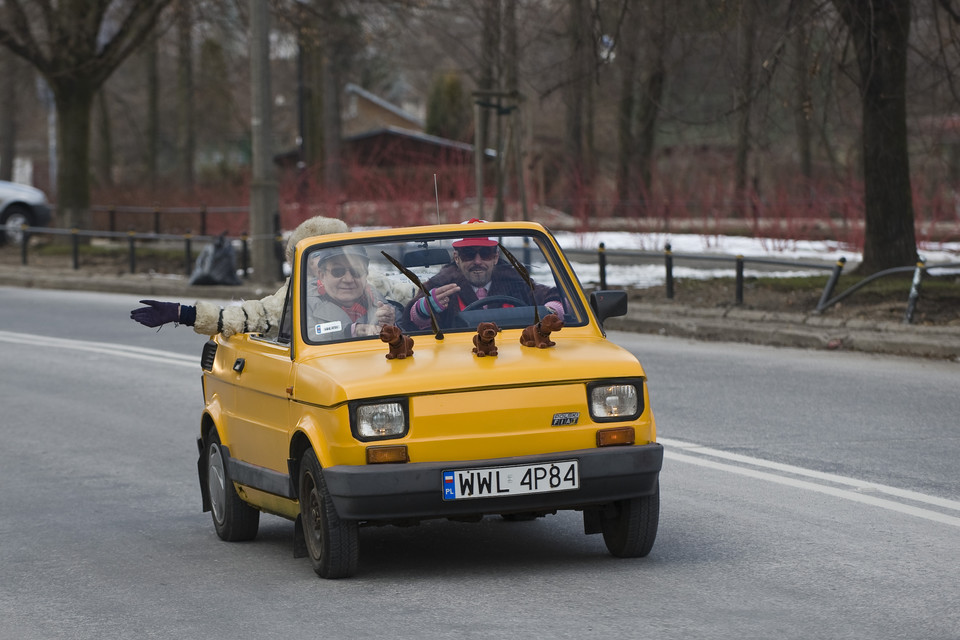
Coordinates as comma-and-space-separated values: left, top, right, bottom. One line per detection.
208, 443, 226, 523
4, 213, 27, 244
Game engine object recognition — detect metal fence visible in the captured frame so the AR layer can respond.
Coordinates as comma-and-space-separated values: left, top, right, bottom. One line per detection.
594, 242, 959, 324
11, 225, 958, 325
14, 225, 282, 280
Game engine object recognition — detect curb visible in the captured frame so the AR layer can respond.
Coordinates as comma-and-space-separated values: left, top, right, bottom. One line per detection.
607, 302, 960, 360
0, 266, 274, 301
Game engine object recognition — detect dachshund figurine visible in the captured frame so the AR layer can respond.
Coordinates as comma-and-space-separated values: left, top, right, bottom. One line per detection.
472, 322, 500, 357
380, 325, 414, 359
519, 313, 564, 348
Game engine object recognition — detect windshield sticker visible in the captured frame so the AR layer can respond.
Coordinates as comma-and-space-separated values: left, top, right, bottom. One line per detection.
316, 321, 343, 335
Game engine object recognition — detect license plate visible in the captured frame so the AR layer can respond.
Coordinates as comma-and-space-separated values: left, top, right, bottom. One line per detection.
442, 460, 579, 500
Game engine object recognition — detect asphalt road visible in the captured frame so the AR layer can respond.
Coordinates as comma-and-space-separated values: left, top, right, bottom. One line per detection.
2, 287, 959, 640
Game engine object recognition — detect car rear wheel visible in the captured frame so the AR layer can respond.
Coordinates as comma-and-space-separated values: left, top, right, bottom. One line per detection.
206, 430, 259, 541
601, 483, 659, 558
1, 204, 32, 246
299, 448, 358, 579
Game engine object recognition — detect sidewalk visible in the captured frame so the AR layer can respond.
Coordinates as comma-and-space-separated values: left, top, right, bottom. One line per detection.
3, 263, 959, 361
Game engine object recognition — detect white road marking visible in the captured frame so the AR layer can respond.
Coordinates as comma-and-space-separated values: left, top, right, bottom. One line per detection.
5, 330, 956, 527
0, 330, 198, 368
661, 437, 960, 528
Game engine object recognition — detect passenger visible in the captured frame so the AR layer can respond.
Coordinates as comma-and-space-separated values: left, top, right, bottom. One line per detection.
405, 222, 563, 329
130, 216, 348, 337
307, 245, 398, 340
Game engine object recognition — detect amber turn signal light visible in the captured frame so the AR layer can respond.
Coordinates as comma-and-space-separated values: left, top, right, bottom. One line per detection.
596, 426, 635, 447
366, 444, 409, 464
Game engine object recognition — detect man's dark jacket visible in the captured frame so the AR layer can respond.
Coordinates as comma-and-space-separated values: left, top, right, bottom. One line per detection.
403, 262, 561, 329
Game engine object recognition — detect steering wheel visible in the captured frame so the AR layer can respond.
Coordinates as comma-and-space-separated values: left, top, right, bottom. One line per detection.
460, 295, 527, 312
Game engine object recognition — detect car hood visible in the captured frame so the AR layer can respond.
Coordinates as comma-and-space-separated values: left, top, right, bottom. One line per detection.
0, 180, 47, 204
292, 332, 645, 407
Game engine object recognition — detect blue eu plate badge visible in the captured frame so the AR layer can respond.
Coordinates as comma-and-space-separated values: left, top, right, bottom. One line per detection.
443, 471, 456, 499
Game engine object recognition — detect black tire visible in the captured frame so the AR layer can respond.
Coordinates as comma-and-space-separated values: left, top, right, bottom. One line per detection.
299, 448, 359, 579
206, 430, 259, 541
601, 483, 659, 558
0, 204, 32, 246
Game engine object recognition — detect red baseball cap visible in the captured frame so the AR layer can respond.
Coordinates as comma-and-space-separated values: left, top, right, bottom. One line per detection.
452, 218, 498, 247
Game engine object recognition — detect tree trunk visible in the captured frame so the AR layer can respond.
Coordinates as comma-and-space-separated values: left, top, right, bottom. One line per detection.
52, 81, 95, 231
0, 48, 16, 182
479, 0, 500, 154
833, 0, 917, 273
177, 0, 195, 193
565, 0, 589, 204
321, 49, 342, 196
146, 38, 159, 193
734, 0, 758, 215
615, 6, 637, 214
301, 32, 323, 170
793, 1, 813, 181
636, 57, 665, 198
96, 90, 114, 188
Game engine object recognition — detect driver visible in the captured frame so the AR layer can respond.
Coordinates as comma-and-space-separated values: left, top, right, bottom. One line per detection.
405, 229, 563, 330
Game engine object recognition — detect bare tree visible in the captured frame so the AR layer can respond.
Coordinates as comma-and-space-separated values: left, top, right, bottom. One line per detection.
145, 36, 160, 192
831, 0, 918, 273
792, 0, 814, 181
0, 48, 18, 181
176, 0, 195, 192
95, 90, 114, 187
734, 0, 759, 214
564, 0, 594, 209
0, 0, 173, 230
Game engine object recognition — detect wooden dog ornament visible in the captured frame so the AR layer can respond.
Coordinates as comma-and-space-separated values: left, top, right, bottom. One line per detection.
472, 322, 500, 357
380, 325, 414, 359
519, 313, 564, 348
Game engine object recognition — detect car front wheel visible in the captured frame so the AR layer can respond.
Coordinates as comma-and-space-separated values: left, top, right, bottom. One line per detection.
206, 430, 259, 541
299, 448, 359, 579
1, 204, 32, 246
601, 483, 659, 558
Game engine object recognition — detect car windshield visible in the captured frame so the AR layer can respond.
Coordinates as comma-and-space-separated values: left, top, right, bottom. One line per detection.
299, 228, 588, 345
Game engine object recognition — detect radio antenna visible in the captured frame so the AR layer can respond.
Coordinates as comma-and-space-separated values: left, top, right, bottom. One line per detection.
434, 173, 441, 224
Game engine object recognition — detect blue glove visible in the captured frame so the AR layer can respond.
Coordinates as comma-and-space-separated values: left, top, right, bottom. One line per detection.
130, 300, 196, 328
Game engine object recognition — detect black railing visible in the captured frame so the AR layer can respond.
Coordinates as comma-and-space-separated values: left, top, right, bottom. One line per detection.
14, 225, 282, 281
595, 241, 844, 306
594, 243, 960, 324
815, 259, 960, 324
91, 204, 249, 236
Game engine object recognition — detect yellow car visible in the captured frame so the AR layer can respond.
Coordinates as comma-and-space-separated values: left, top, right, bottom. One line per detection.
197, 221, 662, 578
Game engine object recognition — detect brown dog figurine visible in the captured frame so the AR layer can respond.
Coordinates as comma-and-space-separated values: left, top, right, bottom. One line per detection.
472, 322, 500, 357
519, 313, 564, 348
380, 325, 414, 359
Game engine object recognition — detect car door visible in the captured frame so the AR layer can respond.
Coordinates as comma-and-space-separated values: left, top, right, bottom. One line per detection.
225, 333, 294, 477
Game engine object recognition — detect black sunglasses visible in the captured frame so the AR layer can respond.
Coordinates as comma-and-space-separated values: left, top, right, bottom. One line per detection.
457, 246, 498, 261
327, 265, 366, 278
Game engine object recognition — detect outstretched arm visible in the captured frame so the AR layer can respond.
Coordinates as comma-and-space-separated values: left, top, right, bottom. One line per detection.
130, 300, 196, 328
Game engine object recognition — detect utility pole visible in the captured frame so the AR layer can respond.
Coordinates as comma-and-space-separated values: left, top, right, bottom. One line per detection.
249, 0, 280, 285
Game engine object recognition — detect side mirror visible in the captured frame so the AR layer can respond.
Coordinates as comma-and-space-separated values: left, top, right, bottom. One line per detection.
590, 290, 628, 325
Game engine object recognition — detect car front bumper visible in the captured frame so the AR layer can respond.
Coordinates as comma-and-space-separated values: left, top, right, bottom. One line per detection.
322, 443, 663, 521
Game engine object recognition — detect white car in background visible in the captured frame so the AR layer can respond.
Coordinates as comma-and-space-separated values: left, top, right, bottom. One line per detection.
0, 180, 52, 245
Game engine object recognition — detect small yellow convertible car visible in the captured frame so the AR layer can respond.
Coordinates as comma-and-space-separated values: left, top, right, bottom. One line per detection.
197, 221, 662, 578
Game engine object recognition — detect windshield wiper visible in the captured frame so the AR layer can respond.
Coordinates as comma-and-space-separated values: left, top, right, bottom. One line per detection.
381, 251, 444, 340
497, 242, 541, 325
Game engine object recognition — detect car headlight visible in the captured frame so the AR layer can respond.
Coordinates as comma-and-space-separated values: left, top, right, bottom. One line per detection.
588, 381, 642, 422
351, 398, 408, 441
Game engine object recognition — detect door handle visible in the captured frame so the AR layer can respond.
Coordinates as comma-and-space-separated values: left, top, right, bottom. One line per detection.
232, 358, 245, 373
